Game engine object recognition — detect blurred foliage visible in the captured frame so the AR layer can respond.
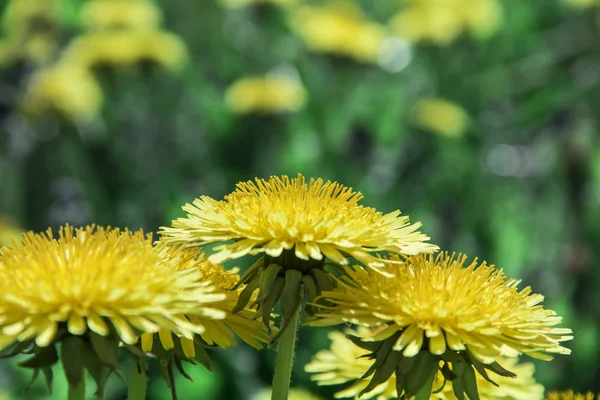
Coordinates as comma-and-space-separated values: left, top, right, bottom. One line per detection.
0, 0, 599, 398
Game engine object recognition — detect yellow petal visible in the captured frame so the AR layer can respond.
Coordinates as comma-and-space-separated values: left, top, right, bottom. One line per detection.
141, 333, 154, 352
181, 337, 195, 358
158, 329, 174, 350
68, 314, 87, 335
429, 333, 447, 355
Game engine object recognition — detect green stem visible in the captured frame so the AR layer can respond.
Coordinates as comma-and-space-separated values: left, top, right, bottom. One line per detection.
67, 379, 86, 400
271, 307, 301, 400
127, 357, 148, 400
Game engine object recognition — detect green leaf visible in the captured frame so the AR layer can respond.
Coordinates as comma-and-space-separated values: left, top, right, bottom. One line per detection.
61, 336, 85, 386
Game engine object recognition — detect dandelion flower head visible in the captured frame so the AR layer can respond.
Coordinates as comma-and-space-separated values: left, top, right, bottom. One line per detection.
312, 253, 573, 363
0, 225, 224, 350
160, 174, 436, 274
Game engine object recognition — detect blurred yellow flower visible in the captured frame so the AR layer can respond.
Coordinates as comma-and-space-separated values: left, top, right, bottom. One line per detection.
0, 219, 24, 247
411, 98, 471, 138
2, 0, 61, 36
0, 225, 221, 350
140, 244, 270, 358
22, 34, 59, 65
252, 388, 325, 400
546, 392, 599, 400
289, 4, 387, 63
22, 63, 103, 121
62, 31, 188, 71
219, 0, 297, 7
81, 0, 163, 30
306, 330, 545, 399
225, 76, 307, 114
390, 0, 502, 45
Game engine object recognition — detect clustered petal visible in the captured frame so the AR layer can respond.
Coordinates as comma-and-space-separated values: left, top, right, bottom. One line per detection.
306, 330, 545, 400
311, 253, 573, 364
160, 174, 437, 274
141, 243, 270, 355
0, 225, 225, 349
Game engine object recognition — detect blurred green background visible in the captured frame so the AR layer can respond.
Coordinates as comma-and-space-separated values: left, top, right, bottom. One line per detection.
0, 0, 599, 398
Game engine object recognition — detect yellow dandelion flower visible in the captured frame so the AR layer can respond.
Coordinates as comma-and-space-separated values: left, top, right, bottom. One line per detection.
389, 0, 502, 45
62, 30, 188, 72
161, 174, 436, 336
306, 330, 544, 400
161, 174, 435, 272
219, 0, 297, 8
311, 253, 572, 398
21, 63, 103, 121
289, 4, 388, 63
0, 219, 24, 247
81, 0, 162, 31
140, 243, 270, 359
252, 387, 325, 400
2, 0, 61, 36
225, 75, 307, 115
411, 98, 470, 138
0, 225, 230, 394
0, 225, 223, 350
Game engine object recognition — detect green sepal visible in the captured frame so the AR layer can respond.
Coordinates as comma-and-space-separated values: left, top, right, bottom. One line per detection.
414, 366, 437, 400
404, 351, 438, 397
345, 334, 382, 352
233, 276, 260, 314
462, 362, 480, 400
41, 367, 53, 394
0, 341, 32, 359
465, 351, 497, 387
486, 360, 517, 378
359, 350, 402, 396
18, 344, 58, 369
258, 276, 284, 332
89, 333, 120, 370
311, 268, 334, 294
61, 336, 85, 386
301, 275, 318, 315
256, 263, 283, 303
192, 341, 213, 372
232, 258, 263, 290
280, 269, 303, 319
82, 342, 111, 398
21, 368, 39, 395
